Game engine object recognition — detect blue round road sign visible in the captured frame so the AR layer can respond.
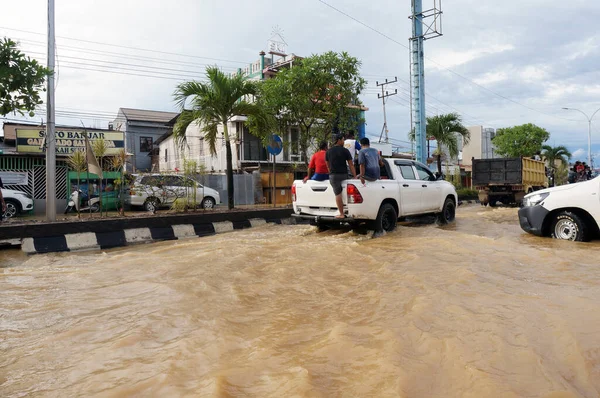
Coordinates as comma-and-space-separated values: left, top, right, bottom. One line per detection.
267, 134, 283, 155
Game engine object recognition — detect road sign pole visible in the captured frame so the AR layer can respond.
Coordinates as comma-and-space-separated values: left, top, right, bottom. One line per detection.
267, 134, 283, 207
272, 153, 276, 207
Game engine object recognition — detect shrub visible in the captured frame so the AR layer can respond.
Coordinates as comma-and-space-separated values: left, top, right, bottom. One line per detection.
456, 188, 478, 198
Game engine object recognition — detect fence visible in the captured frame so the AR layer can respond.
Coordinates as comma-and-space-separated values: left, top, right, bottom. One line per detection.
0, 156, 69, 213
191, 173, 259, 206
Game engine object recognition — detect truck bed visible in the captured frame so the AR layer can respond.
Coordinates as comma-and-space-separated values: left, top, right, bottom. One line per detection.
472, 157, 546, 187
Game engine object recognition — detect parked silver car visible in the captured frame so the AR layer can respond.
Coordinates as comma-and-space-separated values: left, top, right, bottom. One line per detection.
129, 174, 220, 212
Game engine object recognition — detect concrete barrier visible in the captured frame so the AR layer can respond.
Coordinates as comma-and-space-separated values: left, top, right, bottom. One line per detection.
0, 208, 300, 254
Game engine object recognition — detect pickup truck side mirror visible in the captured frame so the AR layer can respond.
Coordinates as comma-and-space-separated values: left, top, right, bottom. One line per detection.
434, 172, 444, 181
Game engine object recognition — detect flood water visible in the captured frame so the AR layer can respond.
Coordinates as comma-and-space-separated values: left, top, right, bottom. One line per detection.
1, 205, 600, 397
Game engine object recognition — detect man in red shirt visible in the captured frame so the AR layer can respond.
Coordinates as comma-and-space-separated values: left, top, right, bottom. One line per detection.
303, 141, 329, 182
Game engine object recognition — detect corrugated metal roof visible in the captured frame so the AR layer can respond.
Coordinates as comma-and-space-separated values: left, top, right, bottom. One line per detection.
119, 108, 179, 123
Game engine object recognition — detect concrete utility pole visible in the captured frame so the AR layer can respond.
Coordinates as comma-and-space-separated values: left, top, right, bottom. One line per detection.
46, 0, 56, 221
409, 0, 442, 164
377, 78, 398, 144
562, 107, 600, 168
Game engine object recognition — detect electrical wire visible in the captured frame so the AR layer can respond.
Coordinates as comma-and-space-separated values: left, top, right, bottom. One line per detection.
0, 26, 249, 65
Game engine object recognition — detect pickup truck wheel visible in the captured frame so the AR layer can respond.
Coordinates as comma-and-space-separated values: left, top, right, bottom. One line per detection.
372, 203, 397, 233
309, 219, 330, 232
437, 198, 456, 224
550, 211, 589, 242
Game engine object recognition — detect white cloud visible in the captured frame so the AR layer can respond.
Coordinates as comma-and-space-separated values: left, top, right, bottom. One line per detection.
429, 44, 514, 70
572, 148, 586, 159
473, 71, 509, 85
566, 35, 599, 61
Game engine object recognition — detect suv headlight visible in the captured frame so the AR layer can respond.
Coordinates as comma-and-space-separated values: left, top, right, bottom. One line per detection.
523, 192, 549, 207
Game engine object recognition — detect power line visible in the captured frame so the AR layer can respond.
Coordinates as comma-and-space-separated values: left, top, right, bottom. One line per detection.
15, 37, 242, 71
0, 26, 249, 65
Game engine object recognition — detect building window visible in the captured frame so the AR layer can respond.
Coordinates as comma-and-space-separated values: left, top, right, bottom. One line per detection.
243, 126, 267, 161
198, 138, 205, 156
140, 136, 153, 152
165, 148, 168, 163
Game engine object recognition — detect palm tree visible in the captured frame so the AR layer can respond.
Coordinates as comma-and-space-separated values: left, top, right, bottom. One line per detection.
541, 145, 572, 169
173, 66, 264, 209
409, 113, 470, 175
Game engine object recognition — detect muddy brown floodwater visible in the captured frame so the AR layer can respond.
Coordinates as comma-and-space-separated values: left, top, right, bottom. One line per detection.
1, 205, 600, 397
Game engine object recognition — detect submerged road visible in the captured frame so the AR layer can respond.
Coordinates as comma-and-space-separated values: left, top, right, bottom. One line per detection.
1, 205, 599, 397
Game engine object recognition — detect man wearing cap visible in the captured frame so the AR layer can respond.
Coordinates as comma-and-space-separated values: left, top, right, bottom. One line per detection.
326, 133, 357, 219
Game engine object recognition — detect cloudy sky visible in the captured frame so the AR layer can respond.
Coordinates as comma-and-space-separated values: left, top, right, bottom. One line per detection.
1, 0, 600, 161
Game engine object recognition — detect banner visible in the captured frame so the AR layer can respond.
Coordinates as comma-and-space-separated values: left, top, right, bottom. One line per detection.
16, 128, 124, 155
0, 171, 28, 185
85, 133, 103, 180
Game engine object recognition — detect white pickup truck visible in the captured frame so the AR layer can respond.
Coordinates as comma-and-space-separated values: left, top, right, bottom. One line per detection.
292, 158, 458, 232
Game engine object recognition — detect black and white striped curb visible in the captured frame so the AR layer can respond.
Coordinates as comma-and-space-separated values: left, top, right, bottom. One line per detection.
13, 217, 300, 254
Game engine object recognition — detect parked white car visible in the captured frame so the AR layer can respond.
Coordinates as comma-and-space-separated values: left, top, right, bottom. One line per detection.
1, 188, 34, 218
129, 174, 220, 212
519, 176, 600, 241
292, 158, 458, 232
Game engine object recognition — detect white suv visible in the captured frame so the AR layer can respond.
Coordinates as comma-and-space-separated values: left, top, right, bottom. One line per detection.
129, 174, 221, 212
519, 176, 600, 241
1, 188, 34, 218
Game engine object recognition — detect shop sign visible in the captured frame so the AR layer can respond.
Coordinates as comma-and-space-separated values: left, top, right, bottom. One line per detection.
16, 128, 124, 155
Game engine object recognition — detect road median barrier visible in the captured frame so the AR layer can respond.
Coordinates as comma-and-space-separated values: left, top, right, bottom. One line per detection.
0, 208, 296, 254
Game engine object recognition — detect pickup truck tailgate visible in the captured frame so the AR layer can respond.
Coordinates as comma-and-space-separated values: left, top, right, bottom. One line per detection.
294, 180, 339, 214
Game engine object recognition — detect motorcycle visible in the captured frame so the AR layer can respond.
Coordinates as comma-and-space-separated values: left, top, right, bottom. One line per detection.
65, 189, 100, 213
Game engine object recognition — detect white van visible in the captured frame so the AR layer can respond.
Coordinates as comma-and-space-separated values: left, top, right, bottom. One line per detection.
519, 177, 600, 241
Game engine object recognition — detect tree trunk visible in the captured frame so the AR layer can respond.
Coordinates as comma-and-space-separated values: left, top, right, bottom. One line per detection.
223, 123, 234, 210
437, 153, 442, 176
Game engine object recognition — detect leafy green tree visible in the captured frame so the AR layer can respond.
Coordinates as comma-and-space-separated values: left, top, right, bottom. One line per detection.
247, 51, 367, 165
409, 112, 470, 175
0, 38, 51, 116
173, 66, 264, 209
492, 123, 550, 158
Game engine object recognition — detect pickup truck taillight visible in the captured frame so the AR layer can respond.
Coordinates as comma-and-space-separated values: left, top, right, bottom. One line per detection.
346, 184, 363, 204
291, 184, 296, 202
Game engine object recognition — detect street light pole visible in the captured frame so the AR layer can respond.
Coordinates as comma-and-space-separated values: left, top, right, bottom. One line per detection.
45, 0, 56, 221
562, 107, 600, 168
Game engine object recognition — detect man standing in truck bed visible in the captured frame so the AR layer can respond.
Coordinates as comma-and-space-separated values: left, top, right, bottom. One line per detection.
326, 133, 357, 219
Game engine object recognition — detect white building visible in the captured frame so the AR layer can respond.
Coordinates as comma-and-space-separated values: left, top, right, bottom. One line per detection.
461, 126, 498, 167
157, 117, 304, 173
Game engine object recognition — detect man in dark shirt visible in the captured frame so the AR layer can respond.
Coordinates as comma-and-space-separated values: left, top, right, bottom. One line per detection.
326, 133, 357, 219
358, 137, 384, 184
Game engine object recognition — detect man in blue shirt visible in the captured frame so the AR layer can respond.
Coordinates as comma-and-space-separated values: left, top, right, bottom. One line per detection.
358, 137, 384, 185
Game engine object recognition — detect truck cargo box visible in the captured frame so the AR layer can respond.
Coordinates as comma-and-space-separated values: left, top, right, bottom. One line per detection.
472, 157, 546, 188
